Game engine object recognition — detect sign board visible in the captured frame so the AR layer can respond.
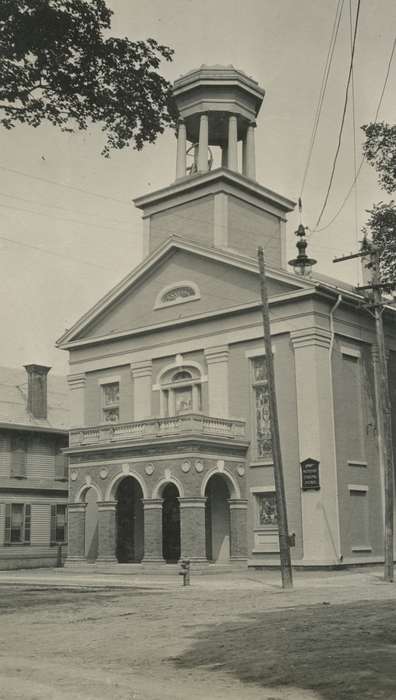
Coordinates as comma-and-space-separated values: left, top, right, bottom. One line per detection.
301, 458, 320, 491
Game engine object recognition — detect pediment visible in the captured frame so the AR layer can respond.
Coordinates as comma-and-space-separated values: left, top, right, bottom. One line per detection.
57, 239, 311, 347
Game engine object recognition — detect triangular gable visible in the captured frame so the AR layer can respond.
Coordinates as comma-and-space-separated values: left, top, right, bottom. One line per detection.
57, 237, 313, 348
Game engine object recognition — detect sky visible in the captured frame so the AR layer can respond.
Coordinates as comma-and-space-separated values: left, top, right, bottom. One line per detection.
0, 0, 395, 375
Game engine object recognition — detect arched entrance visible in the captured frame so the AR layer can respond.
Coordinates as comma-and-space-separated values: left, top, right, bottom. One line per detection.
162, 483, 181, 562
84, 487, 98, 562
205, 474, 231, 562
116, 477, 144, 563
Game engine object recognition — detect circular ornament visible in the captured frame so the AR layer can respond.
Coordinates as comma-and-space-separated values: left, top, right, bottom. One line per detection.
145, 463, 155, 476
195, 460, 204, 473
181, 461, 191, 473
237, 465, 246, 477
99, 467, 109, 480
70, 470, 78, 481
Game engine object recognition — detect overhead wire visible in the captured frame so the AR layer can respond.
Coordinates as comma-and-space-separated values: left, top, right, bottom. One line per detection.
299, 0, 345, 199
313, 0, 361, 230
312, 34, 396, 234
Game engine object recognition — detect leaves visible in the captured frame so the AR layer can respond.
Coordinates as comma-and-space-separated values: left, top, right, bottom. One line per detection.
0, 0, 175, 155
361, 122, 396, 195
362, 201, 396, 286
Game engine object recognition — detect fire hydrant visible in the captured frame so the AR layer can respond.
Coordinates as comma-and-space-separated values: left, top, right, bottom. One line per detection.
179, 559, 190, 586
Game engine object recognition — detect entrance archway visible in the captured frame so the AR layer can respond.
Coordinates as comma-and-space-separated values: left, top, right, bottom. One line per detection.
162, 483, 181, 562
116, 477, 144, 563
205, 474, 231, 562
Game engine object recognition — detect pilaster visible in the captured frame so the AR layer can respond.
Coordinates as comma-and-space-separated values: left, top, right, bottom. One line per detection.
97, 501, 117, 562
204, 346, 229, 417
198, 114, 209, 172
131, 360, 152, 420
228, 499, 248, 559
245, 122, 256, 179
176, 119, 187, 179
142, 499, 164, 562
67, 373, 86, 428
67, 502, 86, 562
291, 327, 341, 564
228, 115, 238, 171
179, 498, 207, 562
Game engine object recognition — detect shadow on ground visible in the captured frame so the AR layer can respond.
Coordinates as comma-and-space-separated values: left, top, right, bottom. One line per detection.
172, 599, 396, 700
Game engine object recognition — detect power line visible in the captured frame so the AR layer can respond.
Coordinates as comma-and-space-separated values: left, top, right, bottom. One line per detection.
0, 232, 115, 270
0, 200, 132, 235
313, 34, 395, 233
0, 164, 132, 206
299, 0, 345, 198
314, 0, 361, 230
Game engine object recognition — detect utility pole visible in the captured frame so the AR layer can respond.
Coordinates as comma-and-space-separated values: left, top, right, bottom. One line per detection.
334, 241, 395, 582
257, 247, 293, 590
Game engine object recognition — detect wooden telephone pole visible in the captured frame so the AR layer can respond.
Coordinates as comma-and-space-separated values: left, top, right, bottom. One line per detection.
334, 242, 395, 582
257, 247, 293, 590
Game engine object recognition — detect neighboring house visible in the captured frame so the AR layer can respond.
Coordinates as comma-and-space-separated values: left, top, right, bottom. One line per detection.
0, 364, 69, 569
57, 65, 396, 570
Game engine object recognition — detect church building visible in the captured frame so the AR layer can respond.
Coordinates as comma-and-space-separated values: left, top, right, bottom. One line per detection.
58, 65, 396, 569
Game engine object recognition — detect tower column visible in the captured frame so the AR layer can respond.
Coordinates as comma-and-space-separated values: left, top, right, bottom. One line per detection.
142, 499, 164, 562
197, 113, 209, 172
176, 119, 186, 179
228, 115, 238, 171
97, 501, 117, 562
245, 122, 256, 179
221, 144, 228, 167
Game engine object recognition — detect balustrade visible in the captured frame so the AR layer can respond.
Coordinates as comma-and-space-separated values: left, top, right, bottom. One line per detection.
69, 413, 246, 447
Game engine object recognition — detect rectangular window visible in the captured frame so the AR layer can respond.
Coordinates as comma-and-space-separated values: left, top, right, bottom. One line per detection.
102, 382, 120, 423
10, 435, 27, 478
252, 357, 272, 459
255, 492, 278, 529
4, 503, 31, 544
50, 504, 67, 544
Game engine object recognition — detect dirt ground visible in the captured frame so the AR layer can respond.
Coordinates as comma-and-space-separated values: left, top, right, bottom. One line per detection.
1, 568, 396, 700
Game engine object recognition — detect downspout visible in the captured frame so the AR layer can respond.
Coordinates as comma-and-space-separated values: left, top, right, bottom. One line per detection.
329, 294, 343, 562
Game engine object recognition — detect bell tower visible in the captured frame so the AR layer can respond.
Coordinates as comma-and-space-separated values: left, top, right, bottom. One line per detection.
173, 65, 264, 180
134, 65, 295, 268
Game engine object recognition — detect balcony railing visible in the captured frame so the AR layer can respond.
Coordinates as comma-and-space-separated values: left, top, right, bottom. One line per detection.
69, 413, 246, 447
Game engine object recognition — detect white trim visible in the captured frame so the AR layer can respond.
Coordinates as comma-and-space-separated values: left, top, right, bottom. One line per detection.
154, 280, 200, 310
351, 546, 373, 552
97, 375, 120, 385
200, 467, 240, 499
75, 482, 103, 503
155, 359, 205, 385
152, 476, 185, 499
340, 345, 361, 358
347, 460, 368, 468
250, 486, 276, 493
348, 484, 369, 492
244, 347, 276, 358
105, 470, 148, 501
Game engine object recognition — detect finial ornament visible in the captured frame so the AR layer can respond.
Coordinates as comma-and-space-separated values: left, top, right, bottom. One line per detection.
288, 224, 317, 277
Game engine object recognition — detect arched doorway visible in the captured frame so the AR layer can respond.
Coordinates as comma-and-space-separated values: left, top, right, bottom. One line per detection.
162, 483, 181, 562
116, 477, 144, 563
84, 487, 99, 562
205, 474, 231, 562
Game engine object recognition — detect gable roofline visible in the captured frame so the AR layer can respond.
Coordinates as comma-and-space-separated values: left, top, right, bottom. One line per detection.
56, 236, 314, 348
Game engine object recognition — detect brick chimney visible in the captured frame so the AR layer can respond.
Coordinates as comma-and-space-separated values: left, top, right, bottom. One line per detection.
24, 364, 51, 419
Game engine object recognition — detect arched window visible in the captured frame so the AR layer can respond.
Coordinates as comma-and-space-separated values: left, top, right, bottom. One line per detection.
154, 281, 200, 309
160, 366, 202, 417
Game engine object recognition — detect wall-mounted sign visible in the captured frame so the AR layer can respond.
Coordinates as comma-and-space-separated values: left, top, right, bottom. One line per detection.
301, 458, 320, 491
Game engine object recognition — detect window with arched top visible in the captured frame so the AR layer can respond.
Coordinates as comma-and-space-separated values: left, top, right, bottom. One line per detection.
159, 366, 202, 417
154, 281, 200, 310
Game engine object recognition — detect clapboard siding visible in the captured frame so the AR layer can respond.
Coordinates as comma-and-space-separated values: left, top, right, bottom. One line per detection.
31, 504, 50, 545
27, 436, 55, 479
0, 435, 10, 478
0, 503, 4, 545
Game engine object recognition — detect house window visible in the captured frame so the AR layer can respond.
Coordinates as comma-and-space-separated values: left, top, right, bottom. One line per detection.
10, 435, 27, 478
252, 357, 272, 459
102, 382, 120, 423
160, 367, 202, 417
4, 503, 31, 544
50, 504, 67, 544
154, 281, 200, 309
255, 493, 278, 528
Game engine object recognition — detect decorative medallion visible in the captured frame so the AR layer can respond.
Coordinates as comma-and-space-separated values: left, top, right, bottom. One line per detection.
145, 463, 154, 476
85, 474, 92, 486
237, 465, 246, 477
217, 459, 225, 472
181, 461, 191, 473
99, 467, 109, 480
195, 460, 204, 473
70, 470, 78, 481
